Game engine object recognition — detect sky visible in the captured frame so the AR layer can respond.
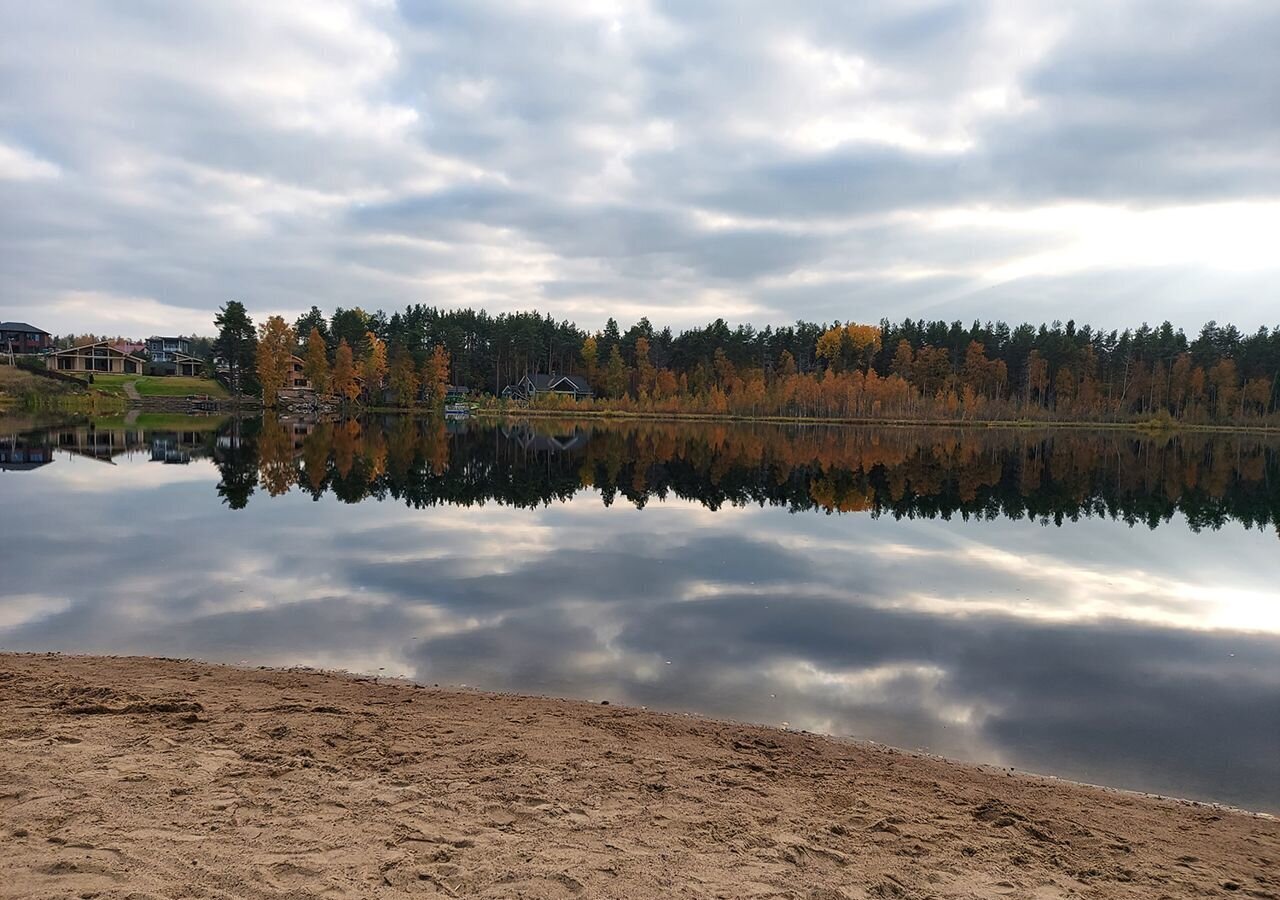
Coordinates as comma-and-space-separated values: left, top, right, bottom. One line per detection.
2, 0, 1279, 338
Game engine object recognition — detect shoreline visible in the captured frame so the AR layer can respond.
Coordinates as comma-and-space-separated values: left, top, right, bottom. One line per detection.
461, 404, 1280, 436
3, 653, 1276, 898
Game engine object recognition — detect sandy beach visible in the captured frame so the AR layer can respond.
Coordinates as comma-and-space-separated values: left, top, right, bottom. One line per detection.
2, 653, 1276, 899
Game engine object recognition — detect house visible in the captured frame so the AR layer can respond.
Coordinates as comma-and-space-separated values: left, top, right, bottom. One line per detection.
502, 373, 594, 402
145, 336, 191, 361
144, 336, 204, 376
1, 322, 52, 355
287, 355, 312, 390
46, 340, 144, 375
112, 341, 146, 356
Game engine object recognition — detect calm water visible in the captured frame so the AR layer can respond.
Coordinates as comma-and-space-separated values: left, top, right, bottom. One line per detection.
2, 416, 1278, 812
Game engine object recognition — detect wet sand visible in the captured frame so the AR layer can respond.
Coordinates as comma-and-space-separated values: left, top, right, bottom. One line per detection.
2, 653, 1276, 899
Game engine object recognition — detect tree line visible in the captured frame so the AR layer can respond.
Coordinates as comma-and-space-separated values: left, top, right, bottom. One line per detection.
208, 301, 1280, 422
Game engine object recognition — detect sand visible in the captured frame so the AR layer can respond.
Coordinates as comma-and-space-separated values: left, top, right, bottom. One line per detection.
1, 654, 1275, 899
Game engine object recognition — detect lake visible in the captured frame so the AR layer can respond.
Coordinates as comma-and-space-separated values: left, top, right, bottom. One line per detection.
2, 415, 1278, 813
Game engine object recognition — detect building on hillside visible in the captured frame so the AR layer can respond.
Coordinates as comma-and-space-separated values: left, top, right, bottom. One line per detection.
1, 322, 52, 355
501, 373, 594, 402
145, 336, 191, 361
287, 355, 312, 390
46, 341, 144, 375
144, 337, 204, 376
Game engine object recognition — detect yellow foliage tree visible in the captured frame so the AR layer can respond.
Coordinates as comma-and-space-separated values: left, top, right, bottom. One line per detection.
361, 330, 387, 400
388, 346, 420, 408
255, 315, 295, 408
581, 335, 599, 388
421, 343, 451, 406
303, 326, 330, 395
332, 339, 360, 403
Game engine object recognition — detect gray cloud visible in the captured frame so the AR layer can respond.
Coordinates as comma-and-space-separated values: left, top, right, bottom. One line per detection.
2, 0, 1278, 334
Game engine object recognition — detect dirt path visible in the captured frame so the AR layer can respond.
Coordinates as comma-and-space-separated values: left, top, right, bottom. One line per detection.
2, 653, 1276, 900
121, 379, 141, 401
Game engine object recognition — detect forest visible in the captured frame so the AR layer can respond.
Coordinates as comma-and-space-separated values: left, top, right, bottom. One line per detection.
216, 303, 1280, 424
210, 416, 1280, 533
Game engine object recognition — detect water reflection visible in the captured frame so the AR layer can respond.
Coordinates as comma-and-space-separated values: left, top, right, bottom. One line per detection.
1, 415, 1278, 812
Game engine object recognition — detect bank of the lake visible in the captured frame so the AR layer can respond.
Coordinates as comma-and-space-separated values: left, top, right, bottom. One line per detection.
463, 403, 1280, 436
2, 653, 1276, 900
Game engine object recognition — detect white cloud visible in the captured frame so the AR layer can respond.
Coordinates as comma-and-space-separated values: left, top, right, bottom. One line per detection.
0, 141, 60, 180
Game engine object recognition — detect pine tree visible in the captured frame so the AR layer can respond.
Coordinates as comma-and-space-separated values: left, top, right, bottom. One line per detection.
213, 300, 256, 395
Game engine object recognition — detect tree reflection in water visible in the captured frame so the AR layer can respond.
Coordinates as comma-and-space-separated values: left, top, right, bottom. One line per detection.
209, 415, 1280, 533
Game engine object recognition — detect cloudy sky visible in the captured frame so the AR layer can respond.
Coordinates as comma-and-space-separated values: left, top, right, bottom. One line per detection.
2, 0, 1278, 337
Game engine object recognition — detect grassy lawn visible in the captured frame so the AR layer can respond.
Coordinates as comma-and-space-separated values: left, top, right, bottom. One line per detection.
90, 373, 229, 398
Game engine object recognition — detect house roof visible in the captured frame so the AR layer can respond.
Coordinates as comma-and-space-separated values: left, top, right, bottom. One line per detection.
51, 340, 147, 359
552, 374, 592, 393
0, 322, 49, 334
521, 373, 593, 392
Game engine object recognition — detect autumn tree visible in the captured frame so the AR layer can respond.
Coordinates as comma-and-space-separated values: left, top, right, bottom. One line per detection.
604, 345, 628, 399
816, 323, 881, 372
422, 343, 451, 406
388, 345, 420, 408
634, 336, 656, 397
361, 330, 387, 401
1210, 359, 1240, 418
581, 335, 599, 388
777, 350, 798, 379
890, 340, 914, 381
303, 326, 330, 395
255, 315, 295, 407
331, 339, 359, 403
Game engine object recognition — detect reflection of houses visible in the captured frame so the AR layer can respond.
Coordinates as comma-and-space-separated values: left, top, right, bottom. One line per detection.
0, 433, 55, 471
149, 431, 213, 464
501, 373, 593, 402
47, 341, 144, 375
283, 420, 316, 452
145, 337, 204, 376
502, 424, 589, 453
52, 428, 147, 463
1, 322, 52, 355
